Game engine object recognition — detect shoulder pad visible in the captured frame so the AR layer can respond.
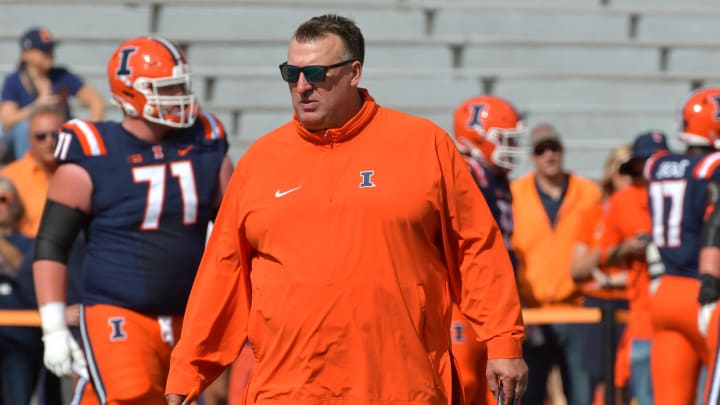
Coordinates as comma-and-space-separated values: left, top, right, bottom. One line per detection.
464, 157, 489, 188
695, 152, 720, 180
196, 112, 227, 142
55, 119, 107, 163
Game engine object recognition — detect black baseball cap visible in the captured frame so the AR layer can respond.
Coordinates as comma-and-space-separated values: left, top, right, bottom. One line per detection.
20, 27, 56, 53
629, 130, 669, 160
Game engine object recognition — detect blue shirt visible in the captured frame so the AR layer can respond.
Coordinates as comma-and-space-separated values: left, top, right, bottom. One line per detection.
535, 175, 569, 228
1, 66, 84, 120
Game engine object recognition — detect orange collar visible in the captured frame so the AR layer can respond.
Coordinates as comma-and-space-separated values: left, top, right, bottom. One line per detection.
21, 152, 52, 176
294, 88, 379, 145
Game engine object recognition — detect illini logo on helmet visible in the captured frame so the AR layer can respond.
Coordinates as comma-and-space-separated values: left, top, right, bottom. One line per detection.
116, 47, 138, 77
466, 104, 487, 133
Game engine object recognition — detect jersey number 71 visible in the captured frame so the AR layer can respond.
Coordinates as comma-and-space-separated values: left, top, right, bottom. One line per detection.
132, 162, 198, 230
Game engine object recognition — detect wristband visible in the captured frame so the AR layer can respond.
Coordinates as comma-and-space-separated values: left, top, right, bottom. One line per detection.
39, 302, 66, 333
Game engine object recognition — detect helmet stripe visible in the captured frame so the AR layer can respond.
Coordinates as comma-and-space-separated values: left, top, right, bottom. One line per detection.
149, 36, 185, 64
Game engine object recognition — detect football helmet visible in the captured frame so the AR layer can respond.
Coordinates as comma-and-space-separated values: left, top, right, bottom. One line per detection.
107, 36, 197, 128
453, 95, 526, 170
678, 87, 720, 149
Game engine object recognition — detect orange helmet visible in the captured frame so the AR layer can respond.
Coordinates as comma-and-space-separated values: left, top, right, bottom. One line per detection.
453, 95, 526, 170
678, 87, 720, 149
107, 36, 197, 128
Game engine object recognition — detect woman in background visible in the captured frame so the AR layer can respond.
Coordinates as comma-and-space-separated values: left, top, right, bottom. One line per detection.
0, 26, 104, 161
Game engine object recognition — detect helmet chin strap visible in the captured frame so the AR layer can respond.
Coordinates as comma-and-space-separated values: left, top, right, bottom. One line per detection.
111, 96, 139, 118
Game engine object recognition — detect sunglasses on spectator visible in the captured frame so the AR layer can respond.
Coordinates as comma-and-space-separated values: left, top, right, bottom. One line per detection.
0, 193, 13, 204
279, 59, 358, 84
533, 142, 563, 156
33, 131, 58, 141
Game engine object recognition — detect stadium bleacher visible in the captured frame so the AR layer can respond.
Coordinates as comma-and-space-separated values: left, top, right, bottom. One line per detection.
1, 0, 719, 179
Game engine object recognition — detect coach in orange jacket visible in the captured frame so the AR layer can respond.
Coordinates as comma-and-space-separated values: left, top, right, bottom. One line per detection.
165, 13, 527, 405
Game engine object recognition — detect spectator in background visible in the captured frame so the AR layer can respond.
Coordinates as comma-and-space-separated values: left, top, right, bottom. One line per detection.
1, 104, 64, 237
511, 123, 601, 405
0, 177, 37, 404
570, 144, 631, 403
0, 26, 104, 161
600, 131, 670, 405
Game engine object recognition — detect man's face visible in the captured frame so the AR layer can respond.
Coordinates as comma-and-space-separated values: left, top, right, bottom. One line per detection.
286, 34, 360, 131
531, 140, 564, 178
28, 112, 61, 167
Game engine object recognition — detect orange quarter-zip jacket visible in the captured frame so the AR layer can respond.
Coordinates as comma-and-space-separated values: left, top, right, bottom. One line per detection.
166, 90, 524, 404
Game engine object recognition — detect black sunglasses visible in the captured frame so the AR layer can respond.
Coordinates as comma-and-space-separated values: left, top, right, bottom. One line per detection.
33, 131, 58, 141
279, 59, 357, 84
533, 142, 562, 156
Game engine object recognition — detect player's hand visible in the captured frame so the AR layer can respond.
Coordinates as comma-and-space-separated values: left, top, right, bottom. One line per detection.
698, 302, 717, 337
487, 358, 528, 404
622, 235, 649, 257
39, 302, 88, 378
42, 328, 87, 377
166, 393, 199, 405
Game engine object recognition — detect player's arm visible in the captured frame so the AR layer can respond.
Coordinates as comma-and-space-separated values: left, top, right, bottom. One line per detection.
33, 163, 91, 377
697, 187, 720, 336
34, 163, 91, 304
700, 197, 720, 293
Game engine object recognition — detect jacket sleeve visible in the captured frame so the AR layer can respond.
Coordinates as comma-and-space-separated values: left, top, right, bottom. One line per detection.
166, 162, 253, 396
436, 132, 524, 359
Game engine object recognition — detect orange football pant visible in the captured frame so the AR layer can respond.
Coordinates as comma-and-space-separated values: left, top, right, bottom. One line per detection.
704, 292, 720, 403
451, 305, 497, 405
73, 304, 183, 405
650, 275, 708, 405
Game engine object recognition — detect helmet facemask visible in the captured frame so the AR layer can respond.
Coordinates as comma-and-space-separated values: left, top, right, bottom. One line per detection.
482, 125, 527, 171
135, 64, 197, 128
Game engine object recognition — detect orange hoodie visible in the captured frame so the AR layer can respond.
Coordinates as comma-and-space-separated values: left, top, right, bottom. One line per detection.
166, 90, 524, 404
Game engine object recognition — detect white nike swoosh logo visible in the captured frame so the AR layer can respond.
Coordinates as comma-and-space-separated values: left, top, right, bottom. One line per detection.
275, 185, 303, 198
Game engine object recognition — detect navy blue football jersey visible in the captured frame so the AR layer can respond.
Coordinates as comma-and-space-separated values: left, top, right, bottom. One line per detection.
462, 156, 517, 269
645, 150, 720, 278
55, 112, 228, 315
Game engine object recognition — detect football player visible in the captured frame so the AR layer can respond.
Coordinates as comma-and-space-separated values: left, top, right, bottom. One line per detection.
645, 87, 720, 404
699, 190, 720, 404
450, 95, 525, 405
32, 36, 233, 404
